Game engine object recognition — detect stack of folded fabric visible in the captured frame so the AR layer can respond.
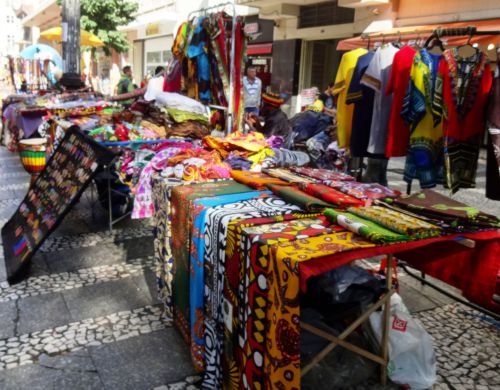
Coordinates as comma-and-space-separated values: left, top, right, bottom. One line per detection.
393, 189, 500, 232
263, 168, 317, 184
290, 166, 354, 182
300, 183, 364, 208
324, 180, 400, 204
347, 205, 442, 239
324, 209, 410, 244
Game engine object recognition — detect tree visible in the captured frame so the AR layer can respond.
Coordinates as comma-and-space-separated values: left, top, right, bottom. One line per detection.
57, 0, 138, 54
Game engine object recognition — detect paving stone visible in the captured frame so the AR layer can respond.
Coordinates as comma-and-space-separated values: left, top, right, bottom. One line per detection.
0, 301, 16, 339
62, 276, 155, 321
89, 328, 195, 390
16, 293, 73, 335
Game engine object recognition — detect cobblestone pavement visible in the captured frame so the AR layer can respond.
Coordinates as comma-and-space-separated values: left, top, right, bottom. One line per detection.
0, 146, 498, 389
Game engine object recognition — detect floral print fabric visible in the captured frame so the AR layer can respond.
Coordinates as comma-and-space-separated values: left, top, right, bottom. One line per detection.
324, 209, 410, 244
347, 205, 441, 239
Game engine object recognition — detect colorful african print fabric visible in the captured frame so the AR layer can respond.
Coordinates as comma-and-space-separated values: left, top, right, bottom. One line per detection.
202, 197, 302, 389
324, 209, 410, 244
394, 189, 500, 230
263, 168, 317, 184
433, 48, 492, 193
151, 175, 207, 317
223, 215, 337, 390
230, 170, 288, 190
401, 48, 444, 189
267, 184, 331, 212
323, 180, 400, 203
301, 183, 364, 208
189, 191, 268, 371
170, 181, 251, 345
347, 205, 441, 239
264, 233, 375, 389
289, 166, 354, 182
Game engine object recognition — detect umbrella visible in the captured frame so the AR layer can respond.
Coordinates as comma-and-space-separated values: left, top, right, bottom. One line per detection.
20, 43, 63, 69
40, 27, 105, 48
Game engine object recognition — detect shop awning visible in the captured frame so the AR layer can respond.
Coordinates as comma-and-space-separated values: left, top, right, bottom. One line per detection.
337, 19, 500, 50
247, 43, 273, 55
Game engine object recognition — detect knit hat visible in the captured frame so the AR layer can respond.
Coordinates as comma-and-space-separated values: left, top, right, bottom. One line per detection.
262, 92, 285, 108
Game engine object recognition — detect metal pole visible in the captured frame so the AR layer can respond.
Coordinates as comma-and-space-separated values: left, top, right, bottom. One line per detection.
62, 0, 81, 75
227, 4, 236, 135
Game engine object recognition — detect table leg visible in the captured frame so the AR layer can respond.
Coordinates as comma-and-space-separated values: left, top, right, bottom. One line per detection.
381, 254, 394, 385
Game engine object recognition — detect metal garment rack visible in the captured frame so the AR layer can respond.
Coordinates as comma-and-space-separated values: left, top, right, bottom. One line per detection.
187, 2, 238, 135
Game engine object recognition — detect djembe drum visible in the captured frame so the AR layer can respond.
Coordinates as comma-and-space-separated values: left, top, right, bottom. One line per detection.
18, 138, 47, 184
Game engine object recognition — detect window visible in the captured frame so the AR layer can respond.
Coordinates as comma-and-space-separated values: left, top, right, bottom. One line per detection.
298, 1, 355, 29
146, 51, 161, 63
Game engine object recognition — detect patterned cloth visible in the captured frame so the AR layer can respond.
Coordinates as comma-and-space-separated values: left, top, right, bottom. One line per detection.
222, 214, 333, 390
267, 184, 331, 212
230, 170, 288, 190
151, 175, 207, 316
189, 191, 268, 372
324, 209, 410, 244
201, 197, 302, 389
263, 168, 316, 184
323, 180, 400, 203
264, 233, 375, 389
301, 183, 364, 208
170, 181, 252, 346
394, 189, 500, 230
347, 205, 441, 239
401, 48, 444, 189
290, 166, 354, 182
433, 48, 492, 193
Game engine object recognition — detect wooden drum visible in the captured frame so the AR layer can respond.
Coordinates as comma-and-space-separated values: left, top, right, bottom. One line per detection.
18, 138, 47, 182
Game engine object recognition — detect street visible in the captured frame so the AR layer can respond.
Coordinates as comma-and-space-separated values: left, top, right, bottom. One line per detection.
0, 146, 498, 389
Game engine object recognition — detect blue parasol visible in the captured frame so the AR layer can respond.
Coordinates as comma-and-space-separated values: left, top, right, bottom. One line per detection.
20, 43, 63, 69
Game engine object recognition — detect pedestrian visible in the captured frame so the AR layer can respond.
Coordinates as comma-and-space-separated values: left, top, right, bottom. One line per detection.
319, 82, 336, 116
243, 66, 262, 116
117, 65, 136, 95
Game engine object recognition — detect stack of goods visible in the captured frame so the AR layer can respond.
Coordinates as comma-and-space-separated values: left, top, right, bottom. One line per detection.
170, 13, 247, 132
334, 42, 493, 194
149, 165, 500, 390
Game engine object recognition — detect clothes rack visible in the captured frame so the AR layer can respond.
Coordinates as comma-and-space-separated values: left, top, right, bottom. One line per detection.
187, 2, 238, 135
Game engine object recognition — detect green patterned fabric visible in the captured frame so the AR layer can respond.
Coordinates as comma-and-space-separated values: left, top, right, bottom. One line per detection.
268, 184, 331, 211
324, 208, 410, 244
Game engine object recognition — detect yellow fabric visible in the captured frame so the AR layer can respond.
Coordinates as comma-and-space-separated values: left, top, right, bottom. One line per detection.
332, 48, 368, 149
307, 99, 324, 112
40, 27, 104, 48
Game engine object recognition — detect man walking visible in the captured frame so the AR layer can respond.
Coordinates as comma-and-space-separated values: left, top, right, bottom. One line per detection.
117, 66, 136, 95
243, 66, 262, 116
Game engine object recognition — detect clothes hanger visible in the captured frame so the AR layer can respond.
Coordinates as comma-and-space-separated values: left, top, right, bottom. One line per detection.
456, 29, 479, 58
426, 35, 445, 54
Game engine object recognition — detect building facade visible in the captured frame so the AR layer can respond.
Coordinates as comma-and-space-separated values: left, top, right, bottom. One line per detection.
236, 0, 500, 113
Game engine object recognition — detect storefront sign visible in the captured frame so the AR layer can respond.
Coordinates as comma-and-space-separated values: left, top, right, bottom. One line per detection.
244, 22, 260, 35
146, 23, 160, 36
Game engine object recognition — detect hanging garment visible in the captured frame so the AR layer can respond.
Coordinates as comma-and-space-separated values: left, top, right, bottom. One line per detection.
361, 44, 400, 155
324, 209, 410, 244
264, 233, 375, 389
385, 45, 416, 157
332, 48, 368, 149
187, 17, 211, 103
189, 191, 267, 372
201, 197, 302, 389
486, 49, 500, 200
432, 48, 492, 193
346, 51, 375, 157
347, 205, 442, 239
394, 189, 500, 229
170, 181, 252, 344
300, 183, 365, 208
401, 48, 444, 189
227, 216, 338, 390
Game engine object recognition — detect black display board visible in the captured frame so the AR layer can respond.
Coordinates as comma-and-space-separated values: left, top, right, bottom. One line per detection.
2, 126, 115, 281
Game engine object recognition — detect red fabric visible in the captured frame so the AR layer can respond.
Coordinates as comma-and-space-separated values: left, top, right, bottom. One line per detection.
438, 57, 492, 142
299, 230, 500, 312
385, 46, 416, 157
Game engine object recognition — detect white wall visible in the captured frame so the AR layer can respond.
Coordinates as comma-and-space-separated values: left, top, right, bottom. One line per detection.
0, 0, 24, 56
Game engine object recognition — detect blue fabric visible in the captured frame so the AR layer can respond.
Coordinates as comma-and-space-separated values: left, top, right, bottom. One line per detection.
189, 190, 269, 364
346, 52, 375, 157
244, 107, 260, 115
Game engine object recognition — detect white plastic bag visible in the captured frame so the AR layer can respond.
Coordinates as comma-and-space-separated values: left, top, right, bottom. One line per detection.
369, 294, 437, 389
